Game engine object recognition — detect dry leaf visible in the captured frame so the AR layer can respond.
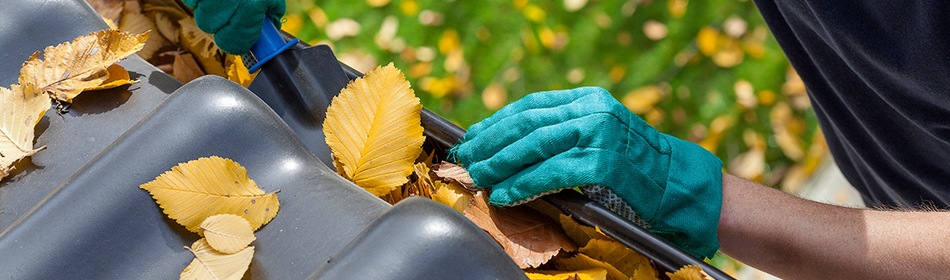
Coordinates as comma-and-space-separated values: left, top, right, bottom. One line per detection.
0, 84, 50, 180
84, 64, 134, 91
323, 63, 425, 196
432, 161, 476, 190
633, 261, 659, 280
86, 0, 123, 25
431, 181, 473, 212
666, 265, 712, 280
580, 239, 650, 277
555, 253, 626, 280
181, 238, 254, 280
172, 52, 205, 83
463, 191, 576, 268
199, 214, 257, 254
140, 156, 280, 232
526, 268, 608, 280
559, 214, 608, 247
18, 29, 148, 103
118, 10, 171, 60
225, 56, 257, 87
179, 18, 226, 76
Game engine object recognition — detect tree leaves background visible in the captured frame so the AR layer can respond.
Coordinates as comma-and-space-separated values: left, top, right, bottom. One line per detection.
282, 0, 825, 193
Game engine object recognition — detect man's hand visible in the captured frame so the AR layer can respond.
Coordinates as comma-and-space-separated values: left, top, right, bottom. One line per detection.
449, 87, 723, 259
184, 0, 285, 55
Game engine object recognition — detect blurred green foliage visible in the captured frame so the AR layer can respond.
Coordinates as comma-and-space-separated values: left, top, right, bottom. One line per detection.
283, 0, 824, 190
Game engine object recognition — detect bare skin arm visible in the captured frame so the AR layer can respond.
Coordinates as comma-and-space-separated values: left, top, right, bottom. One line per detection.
717, 173, 950, 279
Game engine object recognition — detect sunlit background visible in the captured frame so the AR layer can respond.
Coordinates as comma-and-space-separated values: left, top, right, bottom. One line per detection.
281, 1, 830, 276
283, 0, 826, 195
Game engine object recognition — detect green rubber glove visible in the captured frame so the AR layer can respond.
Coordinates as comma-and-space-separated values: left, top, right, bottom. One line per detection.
183, 0, 286, 55
449, 87, 723, 259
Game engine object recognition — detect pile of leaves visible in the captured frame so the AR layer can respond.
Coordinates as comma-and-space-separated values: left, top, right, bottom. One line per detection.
86, 0, 255, 87
1, 29, 148, 181
324, 63, 711, 280
140, 156, 280, 279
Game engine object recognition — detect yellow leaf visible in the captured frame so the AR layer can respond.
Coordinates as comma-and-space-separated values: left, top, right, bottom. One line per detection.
0, 84, 50, 180
431, 181, 473, 212
696, 27, 719, 57
225, 56, 257, 88
84, 64, 135, 91
464, 192, 577, 268
199, 214, 257, 254
555, 253, 627, 280
526, 268, 608, 280
140, 156, 280, 232
18, 29, 148, 103
666, 265, 711, 280
181, 238, 254, 280
559, 214, 608, 247
323, 63, 425, 196
580, 239, 650, 277
633, 261, 659, 280
622, 86, 663, 115
179, 17, 226, 76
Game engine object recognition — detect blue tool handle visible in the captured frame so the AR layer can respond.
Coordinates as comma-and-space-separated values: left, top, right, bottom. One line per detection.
243, 19, 300, 73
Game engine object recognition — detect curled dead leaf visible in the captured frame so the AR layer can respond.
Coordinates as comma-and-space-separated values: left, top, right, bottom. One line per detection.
432, 161, 476, 191
463, 191, 576, 268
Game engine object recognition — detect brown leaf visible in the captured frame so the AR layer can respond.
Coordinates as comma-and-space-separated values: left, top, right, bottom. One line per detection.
172, 52, 205, 83
463, 191, 576, 268
179, 17, 226, 76
432, 161, 476, 191
118, 9, 174, 61
86, 0, 123, 25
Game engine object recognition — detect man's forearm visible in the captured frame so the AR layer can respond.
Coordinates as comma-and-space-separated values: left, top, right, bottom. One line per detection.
717, 173, 950, 279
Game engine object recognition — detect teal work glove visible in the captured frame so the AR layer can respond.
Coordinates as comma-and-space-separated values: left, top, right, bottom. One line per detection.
449, 87, 723, 259
183, 0, 286, 54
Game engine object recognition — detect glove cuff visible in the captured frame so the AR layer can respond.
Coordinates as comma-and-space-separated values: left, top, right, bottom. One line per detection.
650, 134, 722, 260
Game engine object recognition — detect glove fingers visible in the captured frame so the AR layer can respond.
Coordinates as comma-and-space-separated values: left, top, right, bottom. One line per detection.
266, 0, 287, 27
466, 113, 626, 187
453, 88, 626, 165
487, 148, 664, 215
191, 1, 238, 34
465, 87, 607, 139
214, 4, 267, 54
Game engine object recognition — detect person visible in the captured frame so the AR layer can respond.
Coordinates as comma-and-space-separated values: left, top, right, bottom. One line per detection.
452, 2, 950, 279
197, 1, 950, 279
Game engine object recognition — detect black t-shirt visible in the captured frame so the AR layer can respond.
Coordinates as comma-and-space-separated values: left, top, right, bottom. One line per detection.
752, 1, 950, 209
